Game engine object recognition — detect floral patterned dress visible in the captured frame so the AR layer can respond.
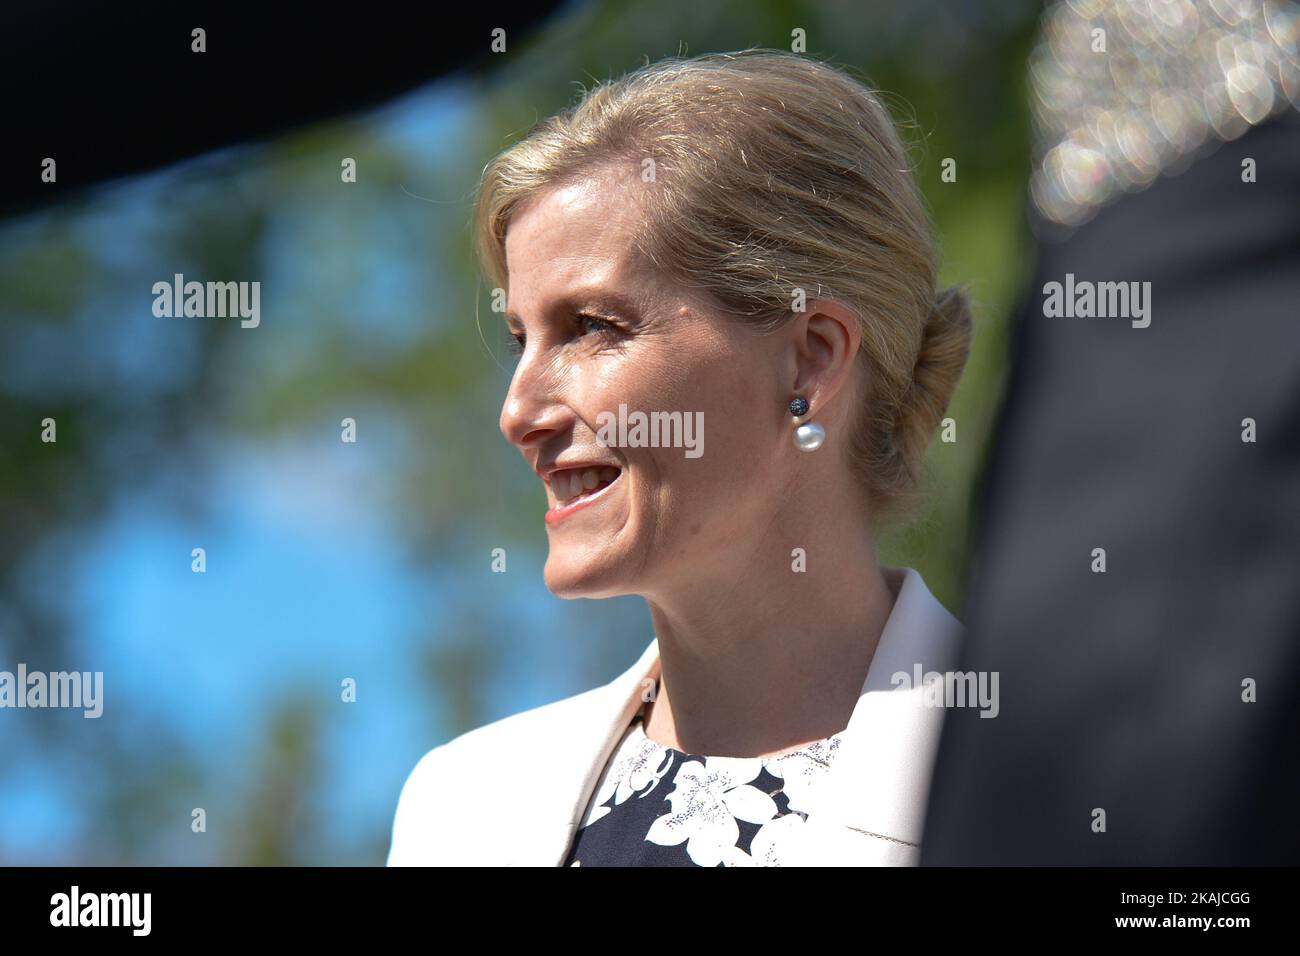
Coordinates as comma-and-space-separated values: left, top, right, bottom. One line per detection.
563, 709, 849, 866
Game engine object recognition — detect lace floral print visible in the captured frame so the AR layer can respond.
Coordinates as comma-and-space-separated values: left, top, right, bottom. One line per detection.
563, 711, 848, 866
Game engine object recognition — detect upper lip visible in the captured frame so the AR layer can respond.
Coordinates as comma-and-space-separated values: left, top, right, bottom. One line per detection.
534, 459, 621, 481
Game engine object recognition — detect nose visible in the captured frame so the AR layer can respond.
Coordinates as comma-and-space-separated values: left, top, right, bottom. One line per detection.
499, 350, 568, 452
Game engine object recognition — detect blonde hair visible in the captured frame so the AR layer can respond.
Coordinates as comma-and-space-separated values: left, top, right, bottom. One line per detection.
475, 49, 971, 522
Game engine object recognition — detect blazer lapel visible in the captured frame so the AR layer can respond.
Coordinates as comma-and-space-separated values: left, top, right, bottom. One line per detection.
786, 567, 964, 864
506, 638, 662, 866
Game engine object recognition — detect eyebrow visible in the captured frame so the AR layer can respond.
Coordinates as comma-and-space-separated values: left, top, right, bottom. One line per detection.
503, 288, 643, 329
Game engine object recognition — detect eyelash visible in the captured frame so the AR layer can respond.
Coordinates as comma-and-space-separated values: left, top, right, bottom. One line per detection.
505, 314, 617, 355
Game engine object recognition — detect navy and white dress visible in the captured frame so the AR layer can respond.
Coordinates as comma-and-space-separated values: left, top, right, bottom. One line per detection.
563, 706, 849, 867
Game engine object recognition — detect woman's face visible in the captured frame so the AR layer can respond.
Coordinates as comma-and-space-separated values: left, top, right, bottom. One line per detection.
499, 167, 793, 600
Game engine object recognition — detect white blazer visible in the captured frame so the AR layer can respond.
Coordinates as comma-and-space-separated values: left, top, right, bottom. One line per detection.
387, 566, 963, 866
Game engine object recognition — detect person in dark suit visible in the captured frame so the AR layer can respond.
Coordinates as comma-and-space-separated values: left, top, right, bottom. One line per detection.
922, 0, 1300, 865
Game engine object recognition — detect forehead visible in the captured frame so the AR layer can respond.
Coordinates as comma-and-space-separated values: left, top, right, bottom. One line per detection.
503, 169, 650, 310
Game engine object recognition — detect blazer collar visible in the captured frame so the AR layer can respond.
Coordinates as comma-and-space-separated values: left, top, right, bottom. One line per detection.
512, 566, 963, 865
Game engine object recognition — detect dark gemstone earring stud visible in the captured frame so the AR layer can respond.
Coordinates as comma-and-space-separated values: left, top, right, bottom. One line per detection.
789, 396, 809, 417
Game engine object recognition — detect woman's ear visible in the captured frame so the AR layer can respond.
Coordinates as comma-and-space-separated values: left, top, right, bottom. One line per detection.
788, 297, 862, 414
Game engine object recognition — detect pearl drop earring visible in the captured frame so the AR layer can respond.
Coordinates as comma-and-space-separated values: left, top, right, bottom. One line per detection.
789, 396, 825, 451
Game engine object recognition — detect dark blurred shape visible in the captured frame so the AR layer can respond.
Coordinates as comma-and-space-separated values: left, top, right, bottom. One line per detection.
922, 108, 1300, 865
0, 0, 563, 217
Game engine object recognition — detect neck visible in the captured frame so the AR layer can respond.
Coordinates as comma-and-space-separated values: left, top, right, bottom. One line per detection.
638, 495, 896, 759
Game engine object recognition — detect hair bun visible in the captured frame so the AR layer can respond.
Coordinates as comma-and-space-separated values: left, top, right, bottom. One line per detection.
891, 285, 973, 480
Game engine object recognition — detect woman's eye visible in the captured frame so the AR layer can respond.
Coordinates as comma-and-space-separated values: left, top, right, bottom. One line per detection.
578, 314, 616, 338
506, 315, 616, 356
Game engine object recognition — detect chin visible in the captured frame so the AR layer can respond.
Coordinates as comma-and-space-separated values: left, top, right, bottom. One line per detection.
542, 555, 629, 600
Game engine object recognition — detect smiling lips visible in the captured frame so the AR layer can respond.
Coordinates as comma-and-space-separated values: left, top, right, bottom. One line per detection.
544, 465, 621, 525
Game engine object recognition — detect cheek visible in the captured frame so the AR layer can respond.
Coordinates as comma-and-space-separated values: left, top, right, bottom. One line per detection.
569, 327, 777, 515
636, 364, 777, 513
